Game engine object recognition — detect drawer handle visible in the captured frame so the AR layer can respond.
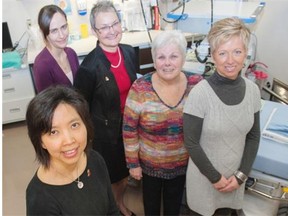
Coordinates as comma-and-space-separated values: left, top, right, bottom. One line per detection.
2, 74, 11, 79
4, 88, 15, 93
9, 108, 21, 113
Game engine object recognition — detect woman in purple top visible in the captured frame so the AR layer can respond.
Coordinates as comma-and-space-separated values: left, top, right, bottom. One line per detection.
33, 5, 79, 93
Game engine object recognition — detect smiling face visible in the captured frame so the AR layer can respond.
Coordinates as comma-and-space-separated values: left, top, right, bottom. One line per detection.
41, 103, 87, 167
212, 36, 247, 80
154, 43, 185, 82
46, 12, 69, 49
93, 11, 122, 52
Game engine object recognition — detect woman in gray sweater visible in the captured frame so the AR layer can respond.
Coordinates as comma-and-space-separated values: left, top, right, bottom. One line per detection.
183, 17, 261, 216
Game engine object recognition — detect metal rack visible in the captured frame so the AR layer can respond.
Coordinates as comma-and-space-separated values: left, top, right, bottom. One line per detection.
263, 78, 288, 105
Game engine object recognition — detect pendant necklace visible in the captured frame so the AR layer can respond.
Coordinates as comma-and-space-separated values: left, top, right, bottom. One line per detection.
76, 172, 84, 189
53, 164, 84, 189
75, 160, 84, 189
111, 47, 122, 68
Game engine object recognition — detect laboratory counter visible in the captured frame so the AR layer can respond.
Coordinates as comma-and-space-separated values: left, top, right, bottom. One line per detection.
27, 30, 201, 75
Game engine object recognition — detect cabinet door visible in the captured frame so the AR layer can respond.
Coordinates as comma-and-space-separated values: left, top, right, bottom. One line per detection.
2, 98, 32, 124
2, 68, 35, 124
138, 47, 155, 75
2, 68, 35, 102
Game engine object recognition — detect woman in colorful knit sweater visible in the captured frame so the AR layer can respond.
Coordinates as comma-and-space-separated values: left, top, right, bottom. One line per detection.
123, 30, 202, 216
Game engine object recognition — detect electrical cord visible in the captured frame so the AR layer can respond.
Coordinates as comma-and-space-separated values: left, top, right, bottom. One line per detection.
202, 61, 214, 78
194, 40, 209, 64
194, 0, 213, 64
156, 0, 186, 23
11, 30, 28, 51
210, 0, 213, 29
139, 0, 152, 43
194, 48, 208, 64
20, 37, 30, 60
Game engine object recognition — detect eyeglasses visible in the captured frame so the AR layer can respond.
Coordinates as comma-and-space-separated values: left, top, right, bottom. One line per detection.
95, 21, 121, 34
49, 23, 69, 36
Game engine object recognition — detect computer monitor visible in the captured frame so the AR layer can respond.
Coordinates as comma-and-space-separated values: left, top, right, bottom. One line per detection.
2, 22, 13, 52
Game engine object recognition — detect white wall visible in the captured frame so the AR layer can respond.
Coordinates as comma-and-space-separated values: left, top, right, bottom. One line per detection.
2, 0, 288, 85
2, 0, 137, 48
2, 0, 95, 47
2, 0, 31, 46
254, 0, 288, 85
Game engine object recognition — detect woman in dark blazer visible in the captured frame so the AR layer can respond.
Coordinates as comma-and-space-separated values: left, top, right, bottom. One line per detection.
74, 1, 137, 216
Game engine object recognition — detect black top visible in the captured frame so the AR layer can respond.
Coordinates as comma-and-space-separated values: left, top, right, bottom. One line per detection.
183, 72, 260, 183
26, 150, 120, 215
74, 43, 137, 148
74, 43, 137, 183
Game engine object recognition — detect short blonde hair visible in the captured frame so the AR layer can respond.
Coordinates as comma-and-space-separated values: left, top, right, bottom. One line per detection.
207, 17, 250, 53
151, 30, 187, 63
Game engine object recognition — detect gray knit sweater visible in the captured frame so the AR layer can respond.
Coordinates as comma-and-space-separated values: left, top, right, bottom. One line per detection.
183, 72, 261, 215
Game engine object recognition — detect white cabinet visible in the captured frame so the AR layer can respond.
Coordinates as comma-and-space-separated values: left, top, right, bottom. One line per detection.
2, 68, 35, 124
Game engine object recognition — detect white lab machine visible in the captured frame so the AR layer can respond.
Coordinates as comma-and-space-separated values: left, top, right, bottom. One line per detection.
167, 0, 265, 34
172, 0, 265, 76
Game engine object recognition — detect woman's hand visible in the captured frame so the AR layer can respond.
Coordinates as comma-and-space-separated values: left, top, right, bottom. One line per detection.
214, 175, 240, 193
129, 167, 143, 180
213, 175, 230, 191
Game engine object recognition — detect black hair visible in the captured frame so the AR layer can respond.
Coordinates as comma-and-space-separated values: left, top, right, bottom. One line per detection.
26, 85, 94, 168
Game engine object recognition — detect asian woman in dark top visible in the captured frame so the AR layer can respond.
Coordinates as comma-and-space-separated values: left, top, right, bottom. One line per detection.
25, 86, 119, 215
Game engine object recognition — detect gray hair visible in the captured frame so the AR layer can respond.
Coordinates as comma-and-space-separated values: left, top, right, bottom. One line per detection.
90, 1, 120, 31
151, 30, 187, 63
207, 17, 251, 54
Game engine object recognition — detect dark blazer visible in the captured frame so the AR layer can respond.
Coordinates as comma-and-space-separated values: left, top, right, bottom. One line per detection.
74, 42, 137, 151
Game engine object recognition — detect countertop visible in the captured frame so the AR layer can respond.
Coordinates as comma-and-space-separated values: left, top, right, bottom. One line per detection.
27, 30, 199, 64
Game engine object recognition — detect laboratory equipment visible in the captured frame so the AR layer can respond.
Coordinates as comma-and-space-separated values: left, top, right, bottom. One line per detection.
167, 0, 265, 34
253, 100, 288, 180
2, 22, 13, 52
243, 100, 288, 215
76, 0, 87, 16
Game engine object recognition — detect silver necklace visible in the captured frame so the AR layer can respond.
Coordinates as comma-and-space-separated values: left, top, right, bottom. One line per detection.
53, 165, 84, 189
74, 166, 84, 189
76, 176, 84, 189
75, 161, 84, 189
111, 47, 122, 68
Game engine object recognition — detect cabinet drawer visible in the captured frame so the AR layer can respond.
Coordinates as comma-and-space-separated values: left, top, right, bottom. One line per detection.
2, 69, 35, 101
2, 70, 27, 87
2, 98, 33, 124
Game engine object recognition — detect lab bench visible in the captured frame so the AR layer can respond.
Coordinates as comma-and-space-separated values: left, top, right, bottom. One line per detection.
27, 30, 198, 76
2, 30, 197, 124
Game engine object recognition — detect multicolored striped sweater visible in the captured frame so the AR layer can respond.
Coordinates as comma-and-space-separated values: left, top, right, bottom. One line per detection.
123, 72, 202, 179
